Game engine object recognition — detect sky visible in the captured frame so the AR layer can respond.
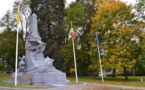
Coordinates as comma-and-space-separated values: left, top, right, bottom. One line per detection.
0, 0, 137, 19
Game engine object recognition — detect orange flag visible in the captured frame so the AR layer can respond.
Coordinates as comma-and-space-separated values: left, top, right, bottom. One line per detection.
71, 28, 76, 39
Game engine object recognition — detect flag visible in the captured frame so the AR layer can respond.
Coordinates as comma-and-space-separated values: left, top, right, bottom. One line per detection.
71, 28, 76, 39
96, 32, 100, 46
16, 5, 20, 26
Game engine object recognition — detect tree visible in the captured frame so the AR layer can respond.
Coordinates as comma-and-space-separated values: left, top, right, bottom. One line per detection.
30, 0, 65, 71
134, 0, 145, 75
0, 10, 16, 30
90, 1, 143, 79
62, 2, 91, 75
0, 28, 24, 70
135, 0, 145, 21
64, 2, 85, 26
75, 0, 98, 76
12, 0, 31, 48
0, 0, 31, 70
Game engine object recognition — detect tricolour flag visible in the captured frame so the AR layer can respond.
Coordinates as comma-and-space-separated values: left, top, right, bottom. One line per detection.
96, 32, 100, 46
16, 5, 20, 26
71, 28, 76, 39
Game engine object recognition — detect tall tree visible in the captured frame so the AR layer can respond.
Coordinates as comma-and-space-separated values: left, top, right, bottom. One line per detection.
62, 2, 90, 75
76, 0, 97, 76
0, 2, 29, 69
90, 0, 143, 80
0, 10, 16, 31
135, 0, 145, 20
134, 0, 145, 75
12, 0, 31, 48
30, 0, 65, 71
0, 28, 24, 70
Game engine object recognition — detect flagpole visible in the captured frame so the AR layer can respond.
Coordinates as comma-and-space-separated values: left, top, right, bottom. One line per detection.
15, 27, 19, 86
15, 4, 20, 86
72, 38, 78, 83
71, 22, 78, 83
97, 45, 104, 82
96, 32, 104, 82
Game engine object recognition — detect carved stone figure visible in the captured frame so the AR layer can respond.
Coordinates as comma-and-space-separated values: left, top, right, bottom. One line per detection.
9, 13, 69, 86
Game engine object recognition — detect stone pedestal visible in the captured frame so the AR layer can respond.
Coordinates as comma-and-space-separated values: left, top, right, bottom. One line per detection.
31, 72, 69, 86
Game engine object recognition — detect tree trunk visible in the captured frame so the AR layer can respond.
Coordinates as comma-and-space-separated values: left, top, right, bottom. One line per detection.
132, 68, 135, 76
112, 69, 116, 77
123, 67, 128, 80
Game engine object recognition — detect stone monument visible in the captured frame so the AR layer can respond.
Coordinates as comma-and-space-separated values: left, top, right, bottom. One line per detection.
9, 13, 69, 86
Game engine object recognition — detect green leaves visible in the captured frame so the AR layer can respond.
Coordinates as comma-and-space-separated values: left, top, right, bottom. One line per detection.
0, 28, 24, 69
64, 2, 85, 26
30, 0, 65, 71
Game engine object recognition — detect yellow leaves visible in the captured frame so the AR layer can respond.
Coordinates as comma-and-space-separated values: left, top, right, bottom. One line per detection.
103, 43, 137, 69
90, 0, 140, 71
90, 41, 97, 47
118, 62, 122, 66
117, 68, 124, 75
120, 51, 124, 54
109, 55, 116, 61
119, 49, 126, 54
117, 58, 123, 61
131, 59, 136, 64
93, 0, 126, 21
70, 68, 75, 73
91, 0, 133, 32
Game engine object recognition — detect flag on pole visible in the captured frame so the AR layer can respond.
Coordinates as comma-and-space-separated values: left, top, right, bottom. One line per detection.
15, 4, 20, 86
96, 32, 104, 82
96, 32, 100, 46
16, 5, 20, 26
71, 28, 76, 39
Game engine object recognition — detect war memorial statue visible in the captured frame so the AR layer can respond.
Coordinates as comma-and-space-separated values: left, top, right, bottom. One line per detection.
9, 13, 69, 86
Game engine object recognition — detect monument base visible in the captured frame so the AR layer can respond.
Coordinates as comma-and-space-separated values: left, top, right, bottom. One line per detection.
32, 72, 69, 86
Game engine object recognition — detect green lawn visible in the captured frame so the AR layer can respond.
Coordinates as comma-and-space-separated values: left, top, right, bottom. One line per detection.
0, 74, 145, 89
68, 76, 145, 87
0, 71, 5, 73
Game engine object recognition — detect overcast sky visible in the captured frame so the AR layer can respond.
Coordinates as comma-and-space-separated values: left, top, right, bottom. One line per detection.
0, 0, 137, 19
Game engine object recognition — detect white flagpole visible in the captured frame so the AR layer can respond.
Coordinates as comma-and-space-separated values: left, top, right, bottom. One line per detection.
71, 22, 78, 83
97, 45, 104, 82
15, 4, 20, 86
72, 38, 78, 83
96, 32, 104, 82
15, 27, 19, 86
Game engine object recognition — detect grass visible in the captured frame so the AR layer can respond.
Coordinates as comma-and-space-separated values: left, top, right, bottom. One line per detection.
68, 76, 145, 87
0, 70, 5, 73
0, 74, 145, 89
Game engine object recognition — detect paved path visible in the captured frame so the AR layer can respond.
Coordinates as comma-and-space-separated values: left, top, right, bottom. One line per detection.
59, 82, 145, 90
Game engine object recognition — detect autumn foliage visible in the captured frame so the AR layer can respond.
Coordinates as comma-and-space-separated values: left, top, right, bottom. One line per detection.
90, 0, 143, 79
